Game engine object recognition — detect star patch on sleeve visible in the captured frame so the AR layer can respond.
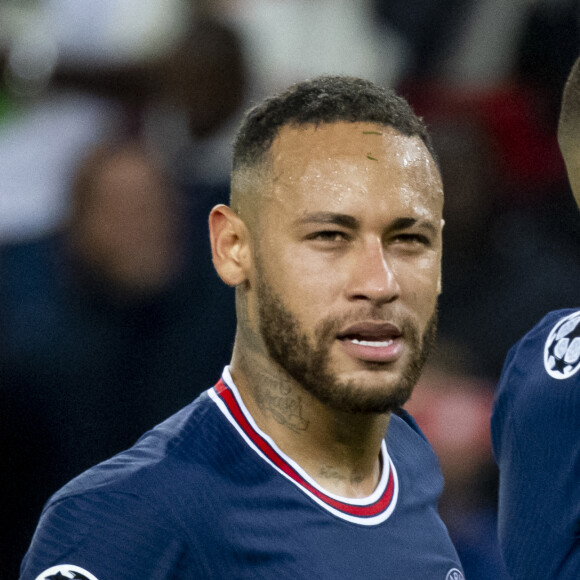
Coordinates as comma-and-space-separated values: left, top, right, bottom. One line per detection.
544, 310, 580, 380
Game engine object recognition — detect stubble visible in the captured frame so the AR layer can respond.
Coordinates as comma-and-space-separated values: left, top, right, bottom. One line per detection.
256, 272, 438, 415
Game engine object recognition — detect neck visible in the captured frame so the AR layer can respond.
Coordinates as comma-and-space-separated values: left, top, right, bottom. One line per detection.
229, 336, 390, 498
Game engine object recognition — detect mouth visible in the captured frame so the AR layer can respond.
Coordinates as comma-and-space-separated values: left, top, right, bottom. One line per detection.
337, 322, 404, 363
349, 338, 395, 347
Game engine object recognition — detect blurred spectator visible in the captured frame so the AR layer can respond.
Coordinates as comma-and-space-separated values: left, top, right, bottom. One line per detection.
375, 0, 475, 81
0, 89, 124, 242
377, 0, 579, 89
67, 141, 183, 298
143, 14, 250, 188
0, 139, 236, 576
211, 0, 409, 94
405, 342, 509, 579
447, 0, 579, 90
0, 0, 189, 242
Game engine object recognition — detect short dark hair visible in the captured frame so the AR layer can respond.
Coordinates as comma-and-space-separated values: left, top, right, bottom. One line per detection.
232, 75, 436, 171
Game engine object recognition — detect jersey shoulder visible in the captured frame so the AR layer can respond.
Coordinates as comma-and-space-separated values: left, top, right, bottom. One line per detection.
21, 390, 229, 579
495, 308, 580, 400
388, 408, 444, 496
492, 307, 580, 470
491, 311, 580, 578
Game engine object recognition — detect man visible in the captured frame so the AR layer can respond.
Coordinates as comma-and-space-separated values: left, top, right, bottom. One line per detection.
20, 76, 464, 579
491, 55, 580, 578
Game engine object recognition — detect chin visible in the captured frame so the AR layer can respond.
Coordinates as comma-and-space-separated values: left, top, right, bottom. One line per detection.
302, 373, 416, 416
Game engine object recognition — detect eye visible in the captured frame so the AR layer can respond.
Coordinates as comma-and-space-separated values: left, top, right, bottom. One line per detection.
392, 233, 431, 247
307, 230, 350, 243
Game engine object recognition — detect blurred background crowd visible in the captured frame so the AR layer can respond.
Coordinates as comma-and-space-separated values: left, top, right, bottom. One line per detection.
1, 0, 579, 577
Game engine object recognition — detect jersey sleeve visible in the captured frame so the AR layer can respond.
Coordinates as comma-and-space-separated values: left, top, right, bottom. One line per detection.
20, 491, 191, 580
491, 310, 580, 579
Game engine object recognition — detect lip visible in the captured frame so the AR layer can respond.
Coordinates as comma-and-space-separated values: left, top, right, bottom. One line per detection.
337, 321, 404, 363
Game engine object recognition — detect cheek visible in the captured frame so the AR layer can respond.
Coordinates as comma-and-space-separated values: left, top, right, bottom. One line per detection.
264, 243, 345, 313
393, 255, 441, 307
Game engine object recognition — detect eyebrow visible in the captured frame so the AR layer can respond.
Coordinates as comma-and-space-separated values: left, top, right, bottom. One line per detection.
390, 217, 438, 235
296, 213, 437, 232
294, 212, 359, 229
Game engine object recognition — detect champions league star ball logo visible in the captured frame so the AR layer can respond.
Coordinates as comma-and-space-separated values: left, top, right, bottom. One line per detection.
544, 310, 580, 380
35, 565, 99, 580
446, 569, 465, 580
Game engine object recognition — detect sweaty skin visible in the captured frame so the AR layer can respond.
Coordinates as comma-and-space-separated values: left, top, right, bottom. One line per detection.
211, 122, 443, 498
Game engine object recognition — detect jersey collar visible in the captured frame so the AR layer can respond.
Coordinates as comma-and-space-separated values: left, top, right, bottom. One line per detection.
209, 366, 399, 526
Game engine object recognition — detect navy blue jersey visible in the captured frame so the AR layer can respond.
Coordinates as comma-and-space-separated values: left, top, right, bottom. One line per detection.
21, 368, 464, 580
492, 309, 580, 579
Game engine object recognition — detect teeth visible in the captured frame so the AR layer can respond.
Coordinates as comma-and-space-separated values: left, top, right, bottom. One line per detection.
350, 338, 393, 347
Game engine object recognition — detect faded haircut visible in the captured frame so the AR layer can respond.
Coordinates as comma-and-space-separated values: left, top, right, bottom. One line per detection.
231, 75, 436, 176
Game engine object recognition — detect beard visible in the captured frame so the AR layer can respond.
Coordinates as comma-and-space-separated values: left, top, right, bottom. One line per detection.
256, 274, 438, 415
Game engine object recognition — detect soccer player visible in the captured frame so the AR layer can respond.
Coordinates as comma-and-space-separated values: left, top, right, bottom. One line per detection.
20, 76, 465, 579
491, 55, 580, 578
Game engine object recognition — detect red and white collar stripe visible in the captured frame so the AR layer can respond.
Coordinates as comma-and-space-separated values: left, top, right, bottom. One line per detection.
209, 367, 399, 526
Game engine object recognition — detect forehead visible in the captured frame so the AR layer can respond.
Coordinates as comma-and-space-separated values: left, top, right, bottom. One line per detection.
266, 122, 442, 217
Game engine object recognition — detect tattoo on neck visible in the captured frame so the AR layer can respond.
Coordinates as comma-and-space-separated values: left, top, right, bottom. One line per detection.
257, 377, 309, 433
235, 304, 310, 434
239, 353, 309, 433
319, 464, 365, 486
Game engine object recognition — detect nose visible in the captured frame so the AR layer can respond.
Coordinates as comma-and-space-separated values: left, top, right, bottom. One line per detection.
345, 238, 400, 305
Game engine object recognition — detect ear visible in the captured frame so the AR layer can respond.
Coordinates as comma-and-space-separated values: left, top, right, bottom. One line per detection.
209, 204, 252, 286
